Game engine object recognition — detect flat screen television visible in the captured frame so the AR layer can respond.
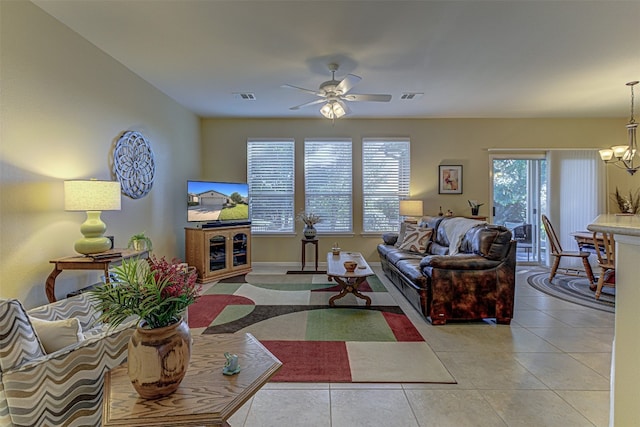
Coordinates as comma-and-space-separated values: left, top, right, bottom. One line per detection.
187, 180, 250, 226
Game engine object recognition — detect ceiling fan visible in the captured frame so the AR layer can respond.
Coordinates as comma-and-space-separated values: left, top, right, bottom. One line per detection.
282, 63, 392, 119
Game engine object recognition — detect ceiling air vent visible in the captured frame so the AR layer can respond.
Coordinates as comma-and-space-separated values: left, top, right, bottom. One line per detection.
400, 92, 424, 100
233, 92, 256, 100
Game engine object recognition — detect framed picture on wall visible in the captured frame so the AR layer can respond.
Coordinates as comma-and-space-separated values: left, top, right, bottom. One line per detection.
438, 165, 463, 194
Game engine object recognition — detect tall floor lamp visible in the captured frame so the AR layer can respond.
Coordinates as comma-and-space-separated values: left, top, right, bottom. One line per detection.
64, 179, 121, 255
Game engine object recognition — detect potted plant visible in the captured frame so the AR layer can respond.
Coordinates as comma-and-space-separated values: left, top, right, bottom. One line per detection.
296, 211, 321, 240
128, 232, 153, 251
468, 200, 484, 216
90, 255, 200, 399
612, 187, 640, 214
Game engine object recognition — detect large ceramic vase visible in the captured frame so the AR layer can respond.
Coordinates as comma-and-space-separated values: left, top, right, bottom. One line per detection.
127, 318, 191, 399
303, 225, 317, 240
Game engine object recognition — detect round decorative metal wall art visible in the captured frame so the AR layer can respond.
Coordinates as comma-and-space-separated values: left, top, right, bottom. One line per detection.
113, 131, 155, 199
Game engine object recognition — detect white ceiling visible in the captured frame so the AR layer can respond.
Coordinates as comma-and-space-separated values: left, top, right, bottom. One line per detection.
33, 0, 640, 119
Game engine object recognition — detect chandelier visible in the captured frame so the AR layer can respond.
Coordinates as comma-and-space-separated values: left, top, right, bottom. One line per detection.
599, 81, 639, 175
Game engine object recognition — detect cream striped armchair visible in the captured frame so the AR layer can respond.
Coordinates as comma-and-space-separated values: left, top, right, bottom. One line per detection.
0, 293, 134, 427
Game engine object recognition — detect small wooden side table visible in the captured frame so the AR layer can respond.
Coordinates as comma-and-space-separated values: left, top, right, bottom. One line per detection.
45, 249, 149, 302
102, 333, 282, 427
301, 238, 319, 271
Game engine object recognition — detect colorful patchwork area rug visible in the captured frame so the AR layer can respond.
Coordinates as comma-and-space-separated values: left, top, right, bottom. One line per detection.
188, 272, 455, 384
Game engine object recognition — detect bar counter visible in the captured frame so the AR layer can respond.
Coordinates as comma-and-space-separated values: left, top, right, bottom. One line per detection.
587, 214, 640, 426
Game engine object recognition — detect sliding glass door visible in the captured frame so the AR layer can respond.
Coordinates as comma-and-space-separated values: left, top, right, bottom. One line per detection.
491, 156, 547, 264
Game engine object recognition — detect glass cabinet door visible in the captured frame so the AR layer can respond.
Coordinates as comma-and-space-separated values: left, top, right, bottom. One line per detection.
208, 234, 227, 272
232, 232, 248, 267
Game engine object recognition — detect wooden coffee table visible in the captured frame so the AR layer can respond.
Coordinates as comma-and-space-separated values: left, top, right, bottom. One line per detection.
326, 251, 375, 306
102, 333, 281, 426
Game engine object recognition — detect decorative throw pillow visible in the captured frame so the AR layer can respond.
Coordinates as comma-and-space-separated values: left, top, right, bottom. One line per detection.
0, 299, 45, 371
398, 226, 434, 253
394, 222, 409, 248
29, 317, 84, 354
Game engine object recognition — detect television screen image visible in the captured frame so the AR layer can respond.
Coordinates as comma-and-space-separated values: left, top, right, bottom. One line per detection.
187, 181, 250, 224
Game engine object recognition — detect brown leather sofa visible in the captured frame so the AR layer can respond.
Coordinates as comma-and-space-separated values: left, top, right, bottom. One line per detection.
378, 216, 516, 325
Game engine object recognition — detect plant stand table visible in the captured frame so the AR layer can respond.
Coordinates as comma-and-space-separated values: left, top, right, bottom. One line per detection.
326, 252, 374, 307
102, 333, 281, 427
45, 249, 149, 303
301, 238, 319, 271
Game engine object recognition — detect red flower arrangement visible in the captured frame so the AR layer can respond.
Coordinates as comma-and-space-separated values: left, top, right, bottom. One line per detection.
90, 255, 201, 329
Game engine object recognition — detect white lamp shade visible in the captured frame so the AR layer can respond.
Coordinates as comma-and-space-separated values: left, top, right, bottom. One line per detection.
399, 200, 423, 217
320, 103, 333, 118
599, 149, 614, 161
333, 101, 347, 118
612, 145, 629, 159
64, 180, 121, 211
320, 100, 347, 119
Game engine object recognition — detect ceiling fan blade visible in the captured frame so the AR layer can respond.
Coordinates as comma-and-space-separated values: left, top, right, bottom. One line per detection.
343, 94, 392, 102
281, 84, 321, 96
289, 98, 327, 110
336, 74, 362, 95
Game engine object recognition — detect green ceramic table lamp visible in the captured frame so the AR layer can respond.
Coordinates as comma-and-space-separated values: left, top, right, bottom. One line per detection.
64, 179, 121, 255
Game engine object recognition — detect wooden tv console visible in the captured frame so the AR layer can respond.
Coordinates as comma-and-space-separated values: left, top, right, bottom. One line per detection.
185, 225, 251, 283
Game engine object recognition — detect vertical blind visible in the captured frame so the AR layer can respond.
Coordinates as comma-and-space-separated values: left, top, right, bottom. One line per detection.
304, 139, 352, 233
247, 139, 295, 234
547, 149, 606, 268
362, 138, 411, 232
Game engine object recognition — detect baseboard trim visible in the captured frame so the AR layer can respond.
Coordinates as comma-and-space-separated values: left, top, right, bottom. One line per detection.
286, 270, 327, 275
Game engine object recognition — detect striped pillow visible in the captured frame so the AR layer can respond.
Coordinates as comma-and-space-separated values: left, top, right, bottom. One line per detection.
0, 299, 45, 372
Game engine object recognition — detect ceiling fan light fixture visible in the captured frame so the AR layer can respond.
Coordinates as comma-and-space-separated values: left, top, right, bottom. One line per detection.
285, 63, 390, 118
320, 100, 347, 119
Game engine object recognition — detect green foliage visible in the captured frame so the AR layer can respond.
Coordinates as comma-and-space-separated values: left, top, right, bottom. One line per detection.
612, 187, 640, 214
229, 192, 244, 204
89, 256, 200, 329
493, 159, 528, 224
127, 233, 153, 251
219, 203, 249, 220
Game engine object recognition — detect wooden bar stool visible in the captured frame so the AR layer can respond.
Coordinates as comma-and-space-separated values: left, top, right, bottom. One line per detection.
592, 231, 615, 299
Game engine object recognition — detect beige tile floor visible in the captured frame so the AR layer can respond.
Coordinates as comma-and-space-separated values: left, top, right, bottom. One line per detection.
224, 264, 613, 427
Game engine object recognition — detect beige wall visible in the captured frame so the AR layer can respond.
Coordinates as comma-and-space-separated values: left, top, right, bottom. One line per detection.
202, 118, 640, 264
2, 1, 639, 308
0, 0, 201, 308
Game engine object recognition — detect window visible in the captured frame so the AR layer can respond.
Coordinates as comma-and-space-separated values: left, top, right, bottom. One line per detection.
304, 139, 352, 233
362, 138, 410, 232
247, 139, 295, 234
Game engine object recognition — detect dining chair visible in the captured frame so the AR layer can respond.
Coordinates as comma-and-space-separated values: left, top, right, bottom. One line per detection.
512, 223, 533, 261
541, 215, 595, 284
592, 231, 615, 299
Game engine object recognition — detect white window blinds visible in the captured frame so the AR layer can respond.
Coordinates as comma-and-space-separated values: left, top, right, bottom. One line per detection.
304, 139, 352, 233
362, 138, 411, 232
247, 139, 295, 234
547, 149, 606, 267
